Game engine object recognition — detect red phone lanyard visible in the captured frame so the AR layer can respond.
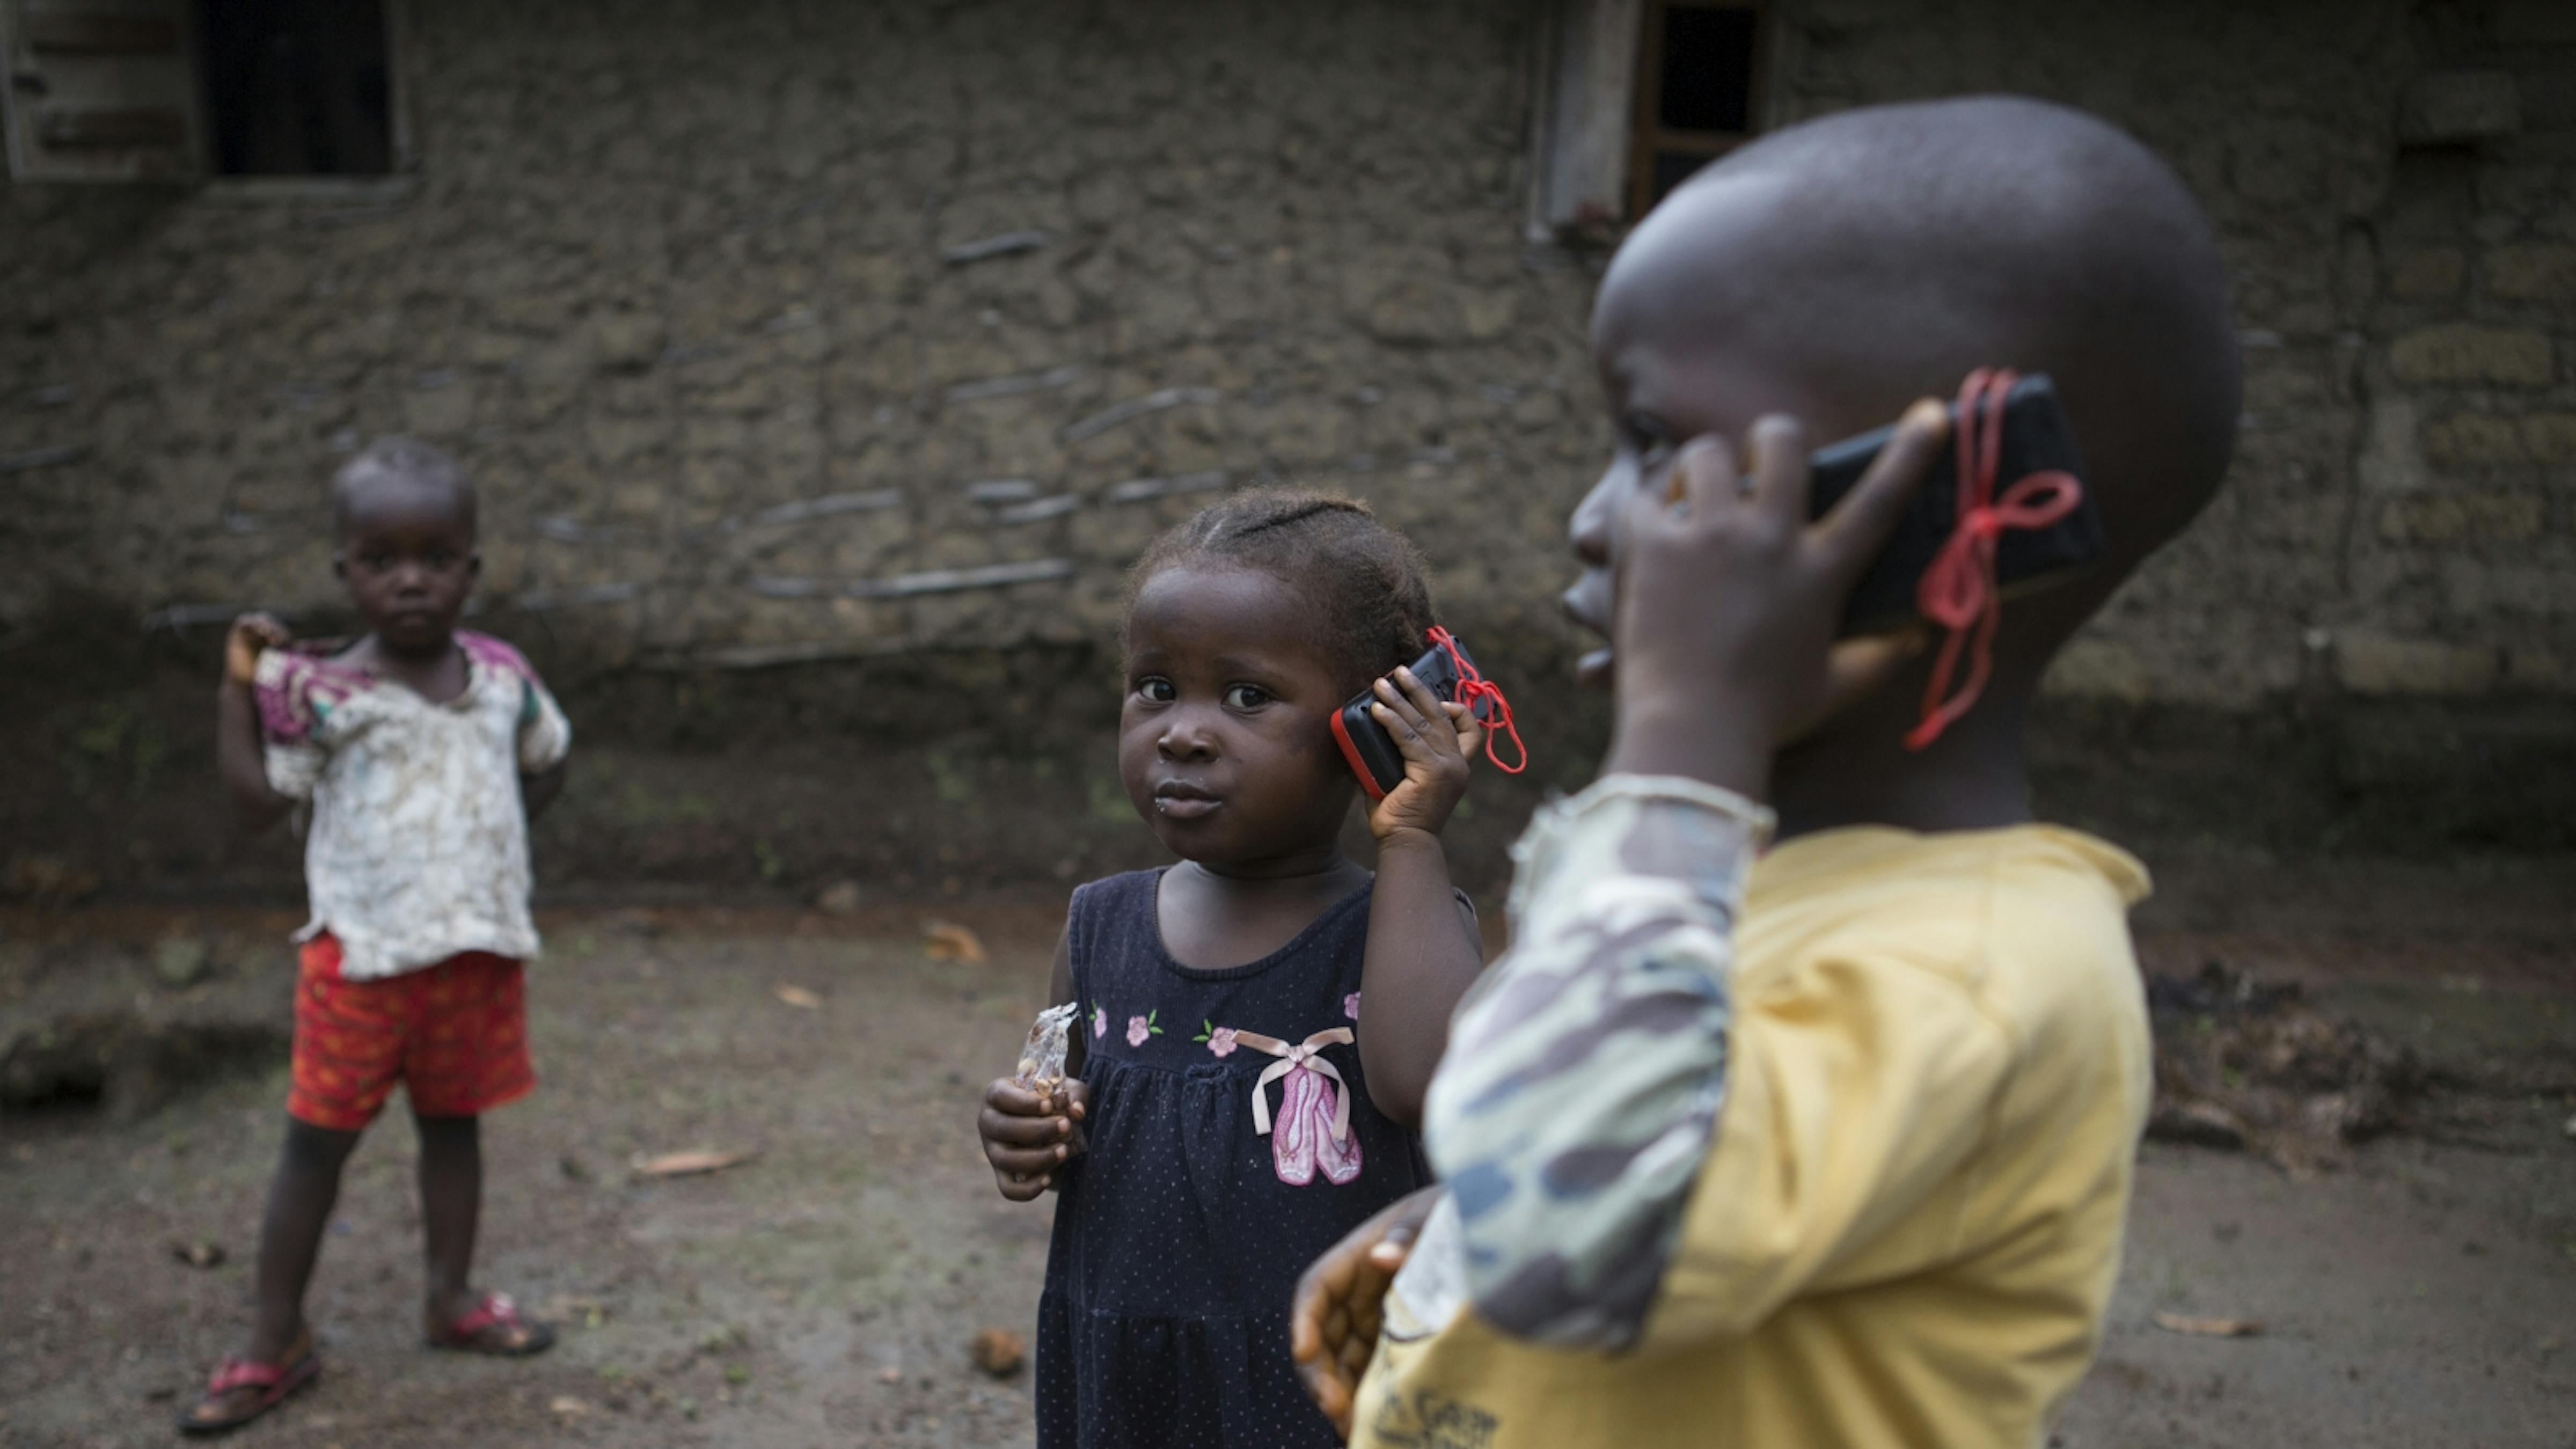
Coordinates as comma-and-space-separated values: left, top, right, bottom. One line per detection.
1426, 626, 1527, 774
1902, 368, 2086, 751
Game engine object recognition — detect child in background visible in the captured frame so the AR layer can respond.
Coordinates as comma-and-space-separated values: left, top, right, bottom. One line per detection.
976, 489, 1491, 1448
183, 437, 572, 1433
1296, 96, 2242, 1447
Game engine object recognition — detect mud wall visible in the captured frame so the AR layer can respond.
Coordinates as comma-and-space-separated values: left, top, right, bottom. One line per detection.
3, 0, 2571, 902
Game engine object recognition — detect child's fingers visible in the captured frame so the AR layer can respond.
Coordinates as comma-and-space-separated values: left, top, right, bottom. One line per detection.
1442, 700, 1485, 761
1814, 399, 1948, 592
1670, 434, 1744, 517
1370, 674, 1440, 749
1388, 667, 1458, 746
1292, 1235, 1368, 1363
1743, 415, 1811, 522
983, 1078, 1055, 1116
980, 1113, 1070, 1150
992, 1167, 1051, 1202
984, 1139, 1070, 1179
1373, 672, 1465, 780
979, 1101, 1071, 1145
1297, 1358, 1354, 1436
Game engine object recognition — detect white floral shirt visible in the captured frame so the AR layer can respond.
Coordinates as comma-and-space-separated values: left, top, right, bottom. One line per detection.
255, 631, 572, 980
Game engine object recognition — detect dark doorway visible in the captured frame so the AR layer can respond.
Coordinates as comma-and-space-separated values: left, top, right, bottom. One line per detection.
1629, 2, 1763, 217
200, 0, 394, 176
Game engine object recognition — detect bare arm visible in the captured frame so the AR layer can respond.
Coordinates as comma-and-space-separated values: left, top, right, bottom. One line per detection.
1356, 669, 1488, 1130
216, 614, 294, 834
521, 759, 567, 819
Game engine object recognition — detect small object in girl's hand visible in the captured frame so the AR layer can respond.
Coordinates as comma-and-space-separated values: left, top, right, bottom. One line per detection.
1016, 1002, 1079, 1091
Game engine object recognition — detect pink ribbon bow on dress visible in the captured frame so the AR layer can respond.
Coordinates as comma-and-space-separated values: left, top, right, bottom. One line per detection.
1234, 1027, 1363, 1187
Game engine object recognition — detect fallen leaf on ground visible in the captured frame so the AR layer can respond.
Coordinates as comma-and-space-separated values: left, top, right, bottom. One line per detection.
775, 984, 822, 1009
550, 1396, 590, 1418
816, 881, 863, 915
877, 1365, 904, 1384
2152, 1311, 2263, 1338
971, 1326, 1026, 1377
924, 920, 987, 963
168, 1239, 225, 1269
630, 1148, 756, 1178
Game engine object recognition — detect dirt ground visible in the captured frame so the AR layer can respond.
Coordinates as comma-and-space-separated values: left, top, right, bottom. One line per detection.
4, 862, 2573, 1449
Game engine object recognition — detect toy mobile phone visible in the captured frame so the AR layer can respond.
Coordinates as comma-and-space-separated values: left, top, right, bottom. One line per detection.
1331, 633, 1484, 801
1810, 372, 2102, 635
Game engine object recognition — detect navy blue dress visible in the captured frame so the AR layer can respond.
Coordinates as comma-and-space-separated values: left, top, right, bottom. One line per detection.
1036, 869, 1436, 1449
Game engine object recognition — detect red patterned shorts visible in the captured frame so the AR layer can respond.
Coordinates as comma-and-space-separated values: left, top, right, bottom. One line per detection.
287, 933, 536, 1131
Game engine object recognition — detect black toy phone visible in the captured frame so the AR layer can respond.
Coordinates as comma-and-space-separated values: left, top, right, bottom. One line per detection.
1332, 632, 1487, 801
1810, 372, 2102, 635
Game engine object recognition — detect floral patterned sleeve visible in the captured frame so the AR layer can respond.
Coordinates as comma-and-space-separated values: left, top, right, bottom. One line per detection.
252, 647, 349, 801
1418, 775, 1771, 1351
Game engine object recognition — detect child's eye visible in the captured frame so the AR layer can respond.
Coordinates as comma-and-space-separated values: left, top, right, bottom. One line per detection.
1222, 683, 1271, 711
1626, 415, 1675, 466
1135, 678, 1175, 704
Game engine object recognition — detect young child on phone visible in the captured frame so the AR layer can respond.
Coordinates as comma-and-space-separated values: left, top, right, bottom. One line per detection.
1293, 96, 2242, 1447
976, 489, 1492, 1447
184, 438, 570, 1433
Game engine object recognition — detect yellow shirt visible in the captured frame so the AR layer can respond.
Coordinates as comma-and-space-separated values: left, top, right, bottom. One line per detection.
1355, 813, 2153, 1449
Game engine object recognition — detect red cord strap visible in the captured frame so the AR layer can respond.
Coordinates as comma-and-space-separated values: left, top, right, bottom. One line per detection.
1425, 626, 1527, 774
1902, 368, 2086, 752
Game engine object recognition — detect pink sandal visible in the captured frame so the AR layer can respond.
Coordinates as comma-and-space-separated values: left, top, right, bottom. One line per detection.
176, 1345, 321, 1435
426, 1292, 555, 1356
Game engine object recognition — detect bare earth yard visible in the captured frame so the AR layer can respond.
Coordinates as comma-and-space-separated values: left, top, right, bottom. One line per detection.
5, 863, 2572, 1449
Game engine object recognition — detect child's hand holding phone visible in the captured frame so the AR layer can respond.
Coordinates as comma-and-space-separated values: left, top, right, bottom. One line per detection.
1358, 667, 1484, 845
978, 1075, 1089, 1202
1607, 402, 1951, 799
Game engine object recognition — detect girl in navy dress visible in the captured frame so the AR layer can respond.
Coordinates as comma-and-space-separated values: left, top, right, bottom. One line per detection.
977, 489, 1492, 1448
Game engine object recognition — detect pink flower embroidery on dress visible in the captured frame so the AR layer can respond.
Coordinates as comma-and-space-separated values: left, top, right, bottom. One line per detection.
1091, 1005, 1107, 1039
1209, 1027, 1238, 1057
1343, 991, 1362, 1021
1232, 1027, 1363, 1187
1125, 1010, 1161, 1047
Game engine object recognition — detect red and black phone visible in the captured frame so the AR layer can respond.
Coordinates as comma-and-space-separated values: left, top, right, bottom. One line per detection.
1812, 371, 2102, 635
1330, 627, 1525, 800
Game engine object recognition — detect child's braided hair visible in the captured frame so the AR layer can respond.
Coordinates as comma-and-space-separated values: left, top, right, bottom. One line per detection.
1125, 487, 1436, 694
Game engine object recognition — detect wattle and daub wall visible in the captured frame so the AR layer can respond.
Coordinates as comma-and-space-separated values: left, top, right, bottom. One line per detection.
4, 0, 2571, 901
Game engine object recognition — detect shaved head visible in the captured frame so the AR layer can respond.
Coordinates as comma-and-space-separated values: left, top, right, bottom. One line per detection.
331, 435, 477, 541
1594, 96, 2240, 645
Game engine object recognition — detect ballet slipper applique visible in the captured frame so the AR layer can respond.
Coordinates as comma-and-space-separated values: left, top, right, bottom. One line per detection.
1236, 1027, 1363, 1187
